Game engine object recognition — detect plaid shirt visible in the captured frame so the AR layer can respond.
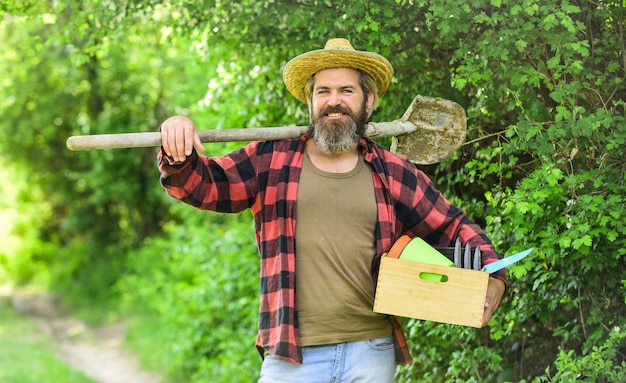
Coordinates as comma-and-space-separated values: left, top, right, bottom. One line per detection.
158, 135, 507, 365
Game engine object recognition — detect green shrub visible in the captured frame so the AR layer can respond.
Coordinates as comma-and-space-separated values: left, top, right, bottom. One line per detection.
118, 205, 261, 382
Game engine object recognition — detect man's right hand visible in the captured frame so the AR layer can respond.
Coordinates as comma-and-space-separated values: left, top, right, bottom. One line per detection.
160, 116, 205, 163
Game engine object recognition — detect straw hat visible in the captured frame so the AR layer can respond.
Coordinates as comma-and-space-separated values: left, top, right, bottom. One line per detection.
283, 38, 394, 104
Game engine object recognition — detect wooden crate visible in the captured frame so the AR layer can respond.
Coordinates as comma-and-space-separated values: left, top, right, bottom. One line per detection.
373, 256, 489, 328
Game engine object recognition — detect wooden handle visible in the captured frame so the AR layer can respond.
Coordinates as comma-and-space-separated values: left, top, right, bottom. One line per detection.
66, 126, 308, 151
65, 122, 413, 151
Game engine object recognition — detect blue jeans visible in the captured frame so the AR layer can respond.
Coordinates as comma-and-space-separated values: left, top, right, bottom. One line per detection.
258, 336, 396, 383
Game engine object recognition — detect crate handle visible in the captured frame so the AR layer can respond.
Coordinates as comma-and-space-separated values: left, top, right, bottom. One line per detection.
419, 272, 449, 282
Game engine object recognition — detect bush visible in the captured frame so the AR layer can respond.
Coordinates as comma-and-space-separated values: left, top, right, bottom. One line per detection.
118, 205, 261, 382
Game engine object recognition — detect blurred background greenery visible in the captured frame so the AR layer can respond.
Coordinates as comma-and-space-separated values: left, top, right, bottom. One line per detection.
1, 1, 624, 382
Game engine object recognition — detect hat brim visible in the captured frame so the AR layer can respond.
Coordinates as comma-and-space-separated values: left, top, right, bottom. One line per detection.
283, 48, 394, 104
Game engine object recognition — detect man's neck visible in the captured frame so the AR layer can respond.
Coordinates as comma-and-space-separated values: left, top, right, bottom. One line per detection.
305, 140, 360, 173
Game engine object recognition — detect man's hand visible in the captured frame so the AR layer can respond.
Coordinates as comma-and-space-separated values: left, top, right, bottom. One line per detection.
482, 277, 505, 327
160, 116, 205, 163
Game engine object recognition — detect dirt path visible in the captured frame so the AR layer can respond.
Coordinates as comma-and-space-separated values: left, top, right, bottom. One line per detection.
8, 289, 163, 383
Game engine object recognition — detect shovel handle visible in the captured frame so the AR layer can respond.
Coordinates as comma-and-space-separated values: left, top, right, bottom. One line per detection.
66, 126, 306, 151
65, 121, 415, 151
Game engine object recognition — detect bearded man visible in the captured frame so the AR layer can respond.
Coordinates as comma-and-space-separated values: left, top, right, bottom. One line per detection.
158, 38, 506, 382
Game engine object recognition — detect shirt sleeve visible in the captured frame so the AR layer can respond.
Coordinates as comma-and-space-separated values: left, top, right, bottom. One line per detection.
157, 144, 259, 213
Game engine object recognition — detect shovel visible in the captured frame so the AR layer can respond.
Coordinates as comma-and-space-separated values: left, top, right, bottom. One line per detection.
65, 95, 466, 165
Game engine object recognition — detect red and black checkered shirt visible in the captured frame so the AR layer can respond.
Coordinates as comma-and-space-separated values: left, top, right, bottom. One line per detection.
158, 135, 506, 365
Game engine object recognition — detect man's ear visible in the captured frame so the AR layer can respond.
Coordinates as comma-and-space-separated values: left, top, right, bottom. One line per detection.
366, 92, 375, 113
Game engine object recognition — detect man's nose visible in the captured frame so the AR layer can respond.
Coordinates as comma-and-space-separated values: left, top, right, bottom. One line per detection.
327, 91, 342, 106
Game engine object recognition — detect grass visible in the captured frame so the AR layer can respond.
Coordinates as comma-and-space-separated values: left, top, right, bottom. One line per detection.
123, 313, 174, 380
0, 302, 94, 383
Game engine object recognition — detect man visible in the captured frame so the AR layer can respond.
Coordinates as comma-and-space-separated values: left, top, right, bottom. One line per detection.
158, 38, 506, 382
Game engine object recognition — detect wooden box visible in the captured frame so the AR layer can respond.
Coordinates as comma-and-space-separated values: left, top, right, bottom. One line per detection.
373, 256, 489, 328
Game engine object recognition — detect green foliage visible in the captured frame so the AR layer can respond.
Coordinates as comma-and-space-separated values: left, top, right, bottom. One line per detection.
0, 162, 54, 286
562, 331, 626, 382
402, 0, 626, 381
397, 321, 505, 382
535, 328, 626, 383
117, 206, 261, 381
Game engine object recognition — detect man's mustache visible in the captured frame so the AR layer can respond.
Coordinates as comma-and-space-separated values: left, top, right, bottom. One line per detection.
319, 105, 353, 117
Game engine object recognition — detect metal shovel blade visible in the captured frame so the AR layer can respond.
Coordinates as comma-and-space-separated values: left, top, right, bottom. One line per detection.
390, 95, 467, 164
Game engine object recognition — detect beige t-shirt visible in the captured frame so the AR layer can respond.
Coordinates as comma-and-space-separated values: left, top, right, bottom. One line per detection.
295, 152, 392, 346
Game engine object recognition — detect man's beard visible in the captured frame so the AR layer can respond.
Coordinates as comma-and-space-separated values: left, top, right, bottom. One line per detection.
308, 100, 369, 154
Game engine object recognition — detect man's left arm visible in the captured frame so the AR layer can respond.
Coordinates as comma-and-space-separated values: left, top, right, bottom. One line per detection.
382, 154, 509, 325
